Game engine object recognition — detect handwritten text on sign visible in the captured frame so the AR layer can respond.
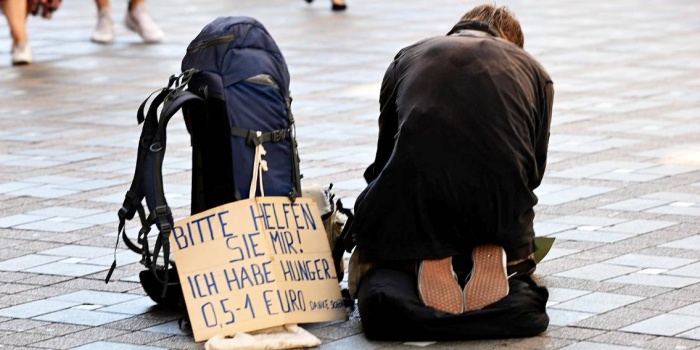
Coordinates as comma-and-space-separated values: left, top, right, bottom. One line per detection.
171, 197, 347, 342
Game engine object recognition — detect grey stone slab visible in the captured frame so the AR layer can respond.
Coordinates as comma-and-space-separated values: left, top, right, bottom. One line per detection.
83, 161, 133, 173
302, 146, 374, 161
299, 166, 346, 179
646, 205, 700, 217
549, 161, 652, 179
590, 172, 664, 182
0, 300, 79, 318
0, 214, 49, 228
642, 191, 700, 203
551, 230, 634, 243
40, 245, 114, 258
2, 157, 64, 168
635, 144, 700, 160
98, 297, 156, 315
82, 249, 142, 266
71, 342, 167, 350
608, 273, 700, 288
666, 262, 700, 278
678, 327, 700, 341
537, 186, 617, 206
143, 320, 192, 336
550, 292, 644, 314
661, 236, 700, 251
599, 199, 672, 212
333, 178, 369, 191
547, 308, 596, 327
25, 262, 107, 277
57, 152, 107, 163
14, 220, 95, 233
0, 181, 39, 194
34, 308, 133, 326
547, 216, 628, 227
6, 185, 80, 198
547, 288, 592, 303
604, 254, 696, 269
554, 264, 639, 281
621, 314, 700, 336
0, 254, 64, 271
534, 222, 578, 236
24, 175, 86, 185
560, 342, 646, 350
541, 248, 580, 262
62, 179, 123, 191
26, 206, 104, 218
640, 165, 700, 176
671, 302, 700, 317
72, 211, 116, 225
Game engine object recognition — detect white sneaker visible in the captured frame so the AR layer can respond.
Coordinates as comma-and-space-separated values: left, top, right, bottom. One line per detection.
92, 8, 114, 44
11, 43, 32, 65
125, 3, 164, 43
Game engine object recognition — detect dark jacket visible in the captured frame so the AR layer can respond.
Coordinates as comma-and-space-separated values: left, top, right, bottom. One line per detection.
347, 21, 554, 263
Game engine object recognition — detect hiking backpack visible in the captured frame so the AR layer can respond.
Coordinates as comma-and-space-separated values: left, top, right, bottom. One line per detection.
105, 16, 302, 306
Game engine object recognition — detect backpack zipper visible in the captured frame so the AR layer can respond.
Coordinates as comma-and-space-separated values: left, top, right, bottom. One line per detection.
186, 34, 235, 53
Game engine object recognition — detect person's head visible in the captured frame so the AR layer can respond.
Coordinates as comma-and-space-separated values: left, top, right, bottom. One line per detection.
460, 4, 524, 48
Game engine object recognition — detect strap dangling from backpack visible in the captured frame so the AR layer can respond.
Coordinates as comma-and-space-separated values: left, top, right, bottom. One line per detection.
249, 131, 269, 199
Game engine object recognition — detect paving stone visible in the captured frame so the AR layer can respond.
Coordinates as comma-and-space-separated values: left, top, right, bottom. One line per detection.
550, 292, 645, 314
554, 264, 639, 281
536, 186, 617, 206
143, 321, 192, 336
620, 314, 700, 336
547, 309, 596, 327
599, 199, 671, 212
661, 236, 700, 251
25, 262, 107, 277
670, 302, 700, 317
34, 308, 133, 326
551, 230, 634, 243
608, 273, 700, 289
667, 262, 700, 278
0, 254, 64, 272
559, 342, 646, 350
604, 254, 696, 269
71, 341, 168, 350
0, 300, 79, 318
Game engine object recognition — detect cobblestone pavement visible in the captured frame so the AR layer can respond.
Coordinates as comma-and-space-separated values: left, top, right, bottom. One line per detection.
1, 0, 700, 349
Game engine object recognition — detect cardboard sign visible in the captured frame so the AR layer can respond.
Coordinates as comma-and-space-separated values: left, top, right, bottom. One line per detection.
171, 197, 347, 342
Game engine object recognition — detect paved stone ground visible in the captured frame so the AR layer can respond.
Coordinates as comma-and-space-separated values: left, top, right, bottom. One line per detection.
1, 0, 700, 349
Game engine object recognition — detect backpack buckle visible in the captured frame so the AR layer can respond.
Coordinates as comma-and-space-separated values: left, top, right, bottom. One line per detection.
155, 205, 170, 217
271, 129, 287, 142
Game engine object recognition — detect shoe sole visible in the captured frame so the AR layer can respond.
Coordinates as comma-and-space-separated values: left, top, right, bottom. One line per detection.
464, 245, 509, 311
417, 257, 463, 314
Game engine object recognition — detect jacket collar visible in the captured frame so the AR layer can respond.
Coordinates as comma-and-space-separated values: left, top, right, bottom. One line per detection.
447, 20, 499, 37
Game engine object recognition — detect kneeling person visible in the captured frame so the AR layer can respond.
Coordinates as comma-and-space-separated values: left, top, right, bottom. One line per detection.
344, 4, 554, 340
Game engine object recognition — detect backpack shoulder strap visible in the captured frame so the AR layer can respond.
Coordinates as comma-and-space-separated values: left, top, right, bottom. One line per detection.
106, 70, 206, 287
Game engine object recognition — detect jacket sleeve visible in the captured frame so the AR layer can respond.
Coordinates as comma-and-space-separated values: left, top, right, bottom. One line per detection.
363, 57, 400, 184
532, 80, 554, 189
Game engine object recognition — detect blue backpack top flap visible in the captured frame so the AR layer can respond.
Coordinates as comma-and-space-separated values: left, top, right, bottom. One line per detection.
181, 16, 290, 100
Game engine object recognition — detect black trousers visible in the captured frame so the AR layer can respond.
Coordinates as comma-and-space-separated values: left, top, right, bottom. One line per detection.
358, 268, 549, 341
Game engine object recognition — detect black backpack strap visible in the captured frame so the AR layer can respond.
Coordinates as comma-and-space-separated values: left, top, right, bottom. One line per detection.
106, 88, 170, 284
148, 88, 206, 297
231, 127, 289, 146
286, 96, 302, 201
333, 198, 355, 309
106, 69, 202, 285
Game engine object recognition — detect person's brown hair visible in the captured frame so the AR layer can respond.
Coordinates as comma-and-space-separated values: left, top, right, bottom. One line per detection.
460, 4, 524, 48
